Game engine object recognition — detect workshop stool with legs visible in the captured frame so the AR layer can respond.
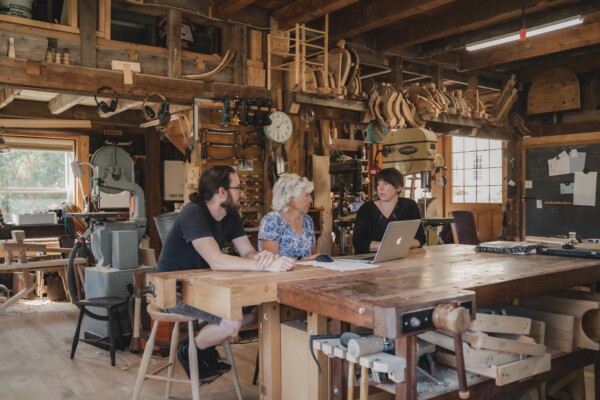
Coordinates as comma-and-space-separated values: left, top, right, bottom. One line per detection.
70, 296, 127, 366
131, 304, 244, 400
132, 304, 201, 400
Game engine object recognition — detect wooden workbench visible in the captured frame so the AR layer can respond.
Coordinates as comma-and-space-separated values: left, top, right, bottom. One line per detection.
148, 245, 600, 400
279, 245, 600, 400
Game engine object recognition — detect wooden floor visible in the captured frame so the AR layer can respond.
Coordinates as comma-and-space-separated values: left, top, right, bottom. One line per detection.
0, 299, 260, 400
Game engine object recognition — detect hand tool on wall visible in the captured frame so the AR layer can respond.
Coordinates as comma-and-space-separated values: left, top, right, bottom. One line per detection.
220, 95, 231, 127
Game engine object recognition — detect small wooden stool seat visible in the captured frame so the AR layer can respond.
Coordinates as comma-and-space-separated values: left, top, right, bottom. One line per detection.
132, 304, 201, 400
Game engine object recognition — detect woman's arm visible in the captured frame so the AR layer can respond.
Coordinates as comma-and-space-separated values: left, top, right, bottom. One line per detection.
261, 240, 280, 255
352, 203, 373, 254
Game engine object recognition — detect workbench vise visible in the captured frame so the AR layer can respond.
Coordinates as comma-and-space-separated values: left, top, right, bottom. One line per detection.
373, 289, 475, 399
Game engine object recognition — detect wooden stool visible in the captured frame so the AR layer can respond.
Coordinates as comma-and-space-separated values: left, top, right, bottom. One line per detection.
70, 296, 126, 366
132, 304, 201, 400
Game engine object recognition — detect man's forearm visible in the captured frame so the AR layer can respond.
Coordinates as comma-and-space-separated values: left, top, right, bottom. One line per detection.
242, 249, 259, 260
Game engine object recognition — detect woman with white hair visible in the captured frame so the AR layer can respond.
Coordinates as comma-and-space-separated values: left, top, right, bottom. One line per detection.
258, 173, 319, 260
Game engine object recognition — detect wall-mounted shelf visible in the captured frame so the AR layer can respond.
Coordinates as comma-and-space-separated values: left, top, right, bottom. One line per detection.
293, 92, 367, 112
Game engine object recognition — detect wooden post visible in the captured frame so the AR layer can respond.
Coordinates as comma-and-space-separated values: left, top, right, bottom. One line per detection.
167, 10, 182, 78
391, 57, 403, 89
307, 312, 329, 400
233, 24, 248, 85
79, 0, 97, 68
259, 301, 281, 400
145, 130, 162, 257
395, 336, 417, 400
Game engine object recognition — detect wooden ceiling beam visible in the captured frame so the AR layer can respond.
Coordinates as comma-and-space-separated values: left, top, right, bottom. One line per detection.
0, 100, 143, 127
0, 57, 267, 103
459, 12, 600, 71
375, 0, 575, 52
329, 0, 454, 41
98, 99, 144, 119
0, 88, 21, 109
48, 94, 87, 115
211, 0, 256, 19
273, 0, 359, 28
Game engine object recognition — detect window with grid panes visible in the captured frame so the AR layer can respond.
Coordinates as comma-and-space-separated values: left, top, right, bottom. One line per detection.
404, 174, 432, 200
0, 136, 76, 217
451, 137, 503, 203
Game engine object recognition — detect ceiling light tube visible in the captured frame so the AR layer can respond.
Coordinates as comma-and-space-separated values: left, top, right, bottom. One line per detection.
466, 15, 583, 52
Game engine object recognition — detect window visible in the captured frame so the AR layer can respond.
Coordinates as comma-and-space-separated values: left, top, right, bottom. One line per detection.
404, 174, 433, 200
451, 137, 503, 203
0, 136, 75, 217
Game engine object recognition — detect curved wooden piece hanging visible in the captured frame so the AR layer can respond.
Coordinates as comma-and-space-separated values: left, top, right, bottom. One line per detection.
329, 47, 351, 89
314, 67, 329, 89
183, 50, 235, 80
381, 85, 398, 128
346, 48, 361, 88
401, 97, 425, 128
527, 67, 580, 115
392, 90, 406, 128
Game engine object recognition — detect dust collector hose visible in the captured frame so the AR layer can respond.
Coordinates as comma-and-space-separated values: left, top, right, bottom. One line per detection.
67, 237, 106, 320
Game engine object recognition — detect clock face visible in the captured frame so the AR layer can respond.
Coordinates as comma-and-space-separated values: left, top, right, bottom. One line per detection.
264, 111, 293, 143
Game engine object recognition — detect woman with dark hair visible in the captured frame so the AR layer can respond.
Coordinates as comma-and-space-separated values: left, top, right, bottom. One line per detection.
352, 167, 426, 254
157, 165, 295, 383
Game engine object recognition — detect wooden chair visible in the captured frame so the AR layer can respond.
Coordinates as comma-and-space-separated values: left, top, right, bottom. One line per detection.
67, 240, 127, 366
450, 210, 481, 245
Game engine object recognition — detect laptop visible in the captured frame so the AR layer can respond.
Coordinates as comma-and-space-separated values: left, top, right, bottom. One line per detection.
338, 219, 422, 264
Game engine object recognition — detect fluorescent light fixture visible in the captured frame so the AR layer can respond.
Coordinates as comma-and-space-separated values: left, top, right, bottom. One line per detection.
466, 15, 583, 51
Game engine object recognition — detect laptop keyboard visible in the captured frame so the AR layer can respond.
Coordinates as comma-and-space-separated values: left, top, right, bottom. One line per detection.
362, 256, 375, 261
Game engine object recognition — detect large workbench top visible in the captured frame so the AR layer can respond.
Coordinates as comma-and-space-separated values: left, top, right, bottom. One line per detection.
278, 244, 600, 337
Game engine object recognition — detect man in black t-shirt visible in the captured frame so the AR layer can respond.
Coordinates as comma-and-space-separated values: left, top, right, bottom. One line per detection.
157, 165, 295, 383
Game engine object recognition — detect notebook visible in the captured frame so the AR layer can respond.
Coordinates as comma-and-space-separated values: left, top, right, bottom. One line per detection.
337, 219, 421, 264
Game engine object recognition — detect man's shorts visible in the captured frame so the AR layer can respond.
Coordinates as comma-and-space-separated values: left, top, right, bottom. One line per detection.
168, 301, 255, 325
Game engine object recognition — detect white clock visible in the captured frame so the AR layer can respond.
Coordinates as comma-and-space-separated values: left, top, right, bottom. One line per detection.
263, 111, 293, 143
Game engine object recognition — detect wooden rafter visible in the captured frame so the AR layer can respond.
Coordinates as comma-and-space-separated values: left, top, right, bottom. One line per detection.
0, 99, 143, 127
211, 0, 256, 19
0, 58, 267, 103
273, 0, 359, 28
328, 0, 454, 41
0, 88, 21, 109
459, 13, 600, 71
48, 94, 87, 114
98, 99, 143, 118
375, 0, 575, 52
0, 119, 91, 128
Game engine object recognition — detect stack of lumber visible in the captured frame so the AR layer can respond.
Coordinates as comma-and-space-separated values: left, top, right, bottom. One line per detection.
419, 312, 551, 386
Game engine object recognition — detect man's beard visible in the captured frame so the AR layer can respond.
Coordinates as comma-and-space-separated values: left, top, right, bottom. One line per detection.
221, 191, 240, 216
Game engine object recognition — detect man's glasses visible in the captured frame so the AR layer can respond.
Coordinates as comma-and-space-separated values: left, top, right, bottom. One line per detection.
226, 186, 243, 192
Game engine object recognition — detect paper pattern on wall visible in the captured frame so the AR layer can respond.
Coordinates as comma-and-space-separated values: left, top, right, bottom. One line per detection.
573, 171, 597, 206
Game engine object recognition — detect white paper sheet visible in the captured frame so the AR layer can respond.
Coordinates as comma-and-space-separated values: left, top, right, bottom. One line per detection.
536, 200, 543, 209
573, 171, 597, 206
569, 151, 586, 173
298, 260, 381, 272
560, 183, 574, 194
548, 151, 570, 176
